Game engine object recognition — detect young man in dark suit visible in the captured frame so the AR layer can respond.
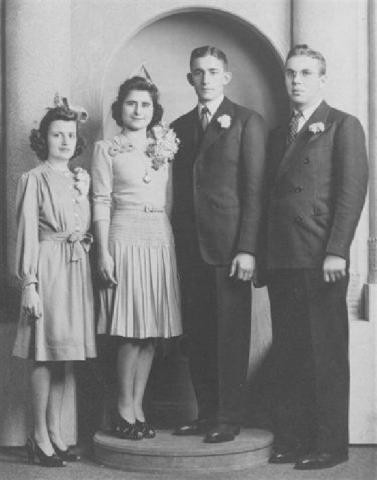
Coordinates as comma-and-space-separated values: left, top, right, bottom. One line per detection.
263, 44, 368, 469
171, 46, 266, 443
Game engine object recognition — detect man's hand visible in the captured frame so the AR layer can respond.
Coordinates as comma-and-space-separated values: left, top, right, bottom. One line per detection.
323, 255, 347, 283
229, 253, 255, 281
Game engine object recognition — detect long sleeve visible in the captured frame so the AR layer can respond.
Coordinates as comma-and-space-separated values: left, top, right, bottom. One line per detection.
237, 111, 266, 254
91, 141, 113, 222
15, 172, 40, 288
326, 115, 369, 258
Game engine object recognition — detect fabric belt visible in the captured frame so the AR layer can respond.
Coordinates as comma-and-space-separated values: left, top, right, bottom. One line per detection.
39, 231, 93, 262
114, 203, 164, 213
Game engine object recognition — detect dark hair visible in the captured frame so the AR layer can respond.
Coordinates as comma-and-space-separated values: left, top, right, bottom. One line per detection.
111, 76, 163, 128
189, 46, 228, 70
286, 44, 326, 75
30, 107, 85, 161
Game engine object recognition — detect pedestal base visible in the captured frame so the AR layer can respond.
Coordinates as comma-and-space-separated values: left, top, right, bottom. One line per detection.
93, 428, 273, 474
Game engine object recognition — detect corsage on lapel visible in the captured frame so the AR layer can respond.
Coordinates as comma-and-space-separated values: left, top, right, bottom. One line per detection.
217, 114, 231, 129
308, 122, 325, 135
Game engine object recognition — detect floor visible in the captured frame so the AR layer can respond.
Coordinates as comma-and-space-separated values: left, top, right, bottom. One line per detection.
0, 445, 375, 480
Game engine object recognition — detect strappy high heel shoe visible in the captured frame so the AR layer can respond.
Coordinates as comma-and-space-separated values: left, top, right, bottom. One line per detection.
135, 419, 156, 439
25, 438, 66, 467
113, 413, 143, 440
51, 441, 80, 462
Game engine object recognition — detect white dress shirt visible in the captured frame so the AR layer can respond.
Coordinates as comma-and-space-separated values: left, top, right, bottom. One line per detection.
295, 98, 323, 133
197, 95, 225, 122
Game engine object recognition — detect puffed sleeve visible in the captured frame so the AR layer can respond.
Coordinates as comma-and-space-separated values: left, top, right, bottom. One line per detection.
15, 172, 40, 288
91, 141, 113, 222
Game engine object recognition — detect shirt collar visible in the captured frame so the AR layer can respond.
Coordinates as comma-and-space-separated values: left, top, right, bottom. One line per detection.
197, 95, 224, 117
294, 98, 323, 122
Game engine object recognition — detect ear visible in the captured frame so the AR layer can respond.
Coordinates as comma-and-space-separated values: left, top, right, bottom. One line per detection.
187, 73, 194, 86
223, 71, 232, 85
319, 74, 327, 89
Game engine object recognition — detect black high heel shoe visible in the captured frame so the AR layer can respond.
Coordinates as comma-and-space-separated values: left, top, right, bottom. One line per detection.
51, 441, 80, 462
135, 420, 156, 439
113, 413, 143, 440
25, 438, 66, 467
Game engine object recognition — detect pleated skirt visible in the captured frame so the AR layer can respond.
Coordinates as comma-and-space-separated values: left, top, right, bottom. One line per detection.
97, 209, 182, 338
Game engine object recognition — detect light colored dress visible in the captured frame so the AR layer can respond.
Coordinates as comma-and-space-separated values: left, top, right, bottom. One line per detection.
92, 135, 182, 338
12, 163, 97, 361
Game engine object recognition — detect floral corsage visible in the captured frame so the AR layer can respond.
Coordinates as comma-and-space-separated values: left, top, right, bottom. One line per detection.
146, 123, 180, 170
308, 122, 325, 134
217, 114, 232, 129
73, 167, 90, 201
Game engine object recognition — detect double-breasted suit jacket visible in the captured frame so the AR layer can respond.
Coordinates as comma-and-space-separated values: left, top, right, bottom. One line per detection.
171, 96, 266, 267
264, 100, 368, 453
265, 100, 368, 270
171, 96, 265, 424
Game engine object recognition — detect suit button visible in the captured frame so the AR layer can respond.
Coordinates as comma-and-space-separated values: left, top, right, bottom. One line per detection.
304, 157, 310, 164
295, 186, 303, 193
294, 215, 304, 224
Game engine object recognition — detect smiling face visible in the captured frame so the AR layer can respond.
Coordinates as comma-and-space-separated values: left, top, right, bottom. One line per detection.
188, 55, 232, 104
121, 89, 154, 131
47, 120, 77, 162
285, 55, 326, 110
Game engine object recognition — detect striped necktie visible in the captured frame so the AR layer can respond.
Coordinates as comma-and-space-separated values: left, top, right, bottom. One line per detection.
286, 111, 302, 146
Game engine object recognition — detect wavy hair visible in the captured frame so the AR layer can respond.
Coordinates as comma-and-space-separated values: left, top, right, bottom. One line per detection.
30, 107, 85, 161
111, 76, 163, 129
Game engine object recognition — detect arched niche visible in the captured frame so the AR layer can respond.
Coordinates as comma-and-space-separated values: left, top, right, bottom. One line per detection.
99, 9, 290, 425
102, 9, 289, 138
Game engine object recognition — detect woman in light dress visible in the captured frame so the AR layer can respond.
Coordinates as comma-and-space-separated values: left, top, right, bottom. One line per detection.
92, 76, 182, 440
13, 100, 96, 466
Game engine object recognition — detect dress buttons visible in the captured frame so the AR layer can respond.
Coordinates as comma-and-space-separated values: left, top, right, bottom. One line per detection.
295, 186, 303, 193
304, 157, 310, 164
294, 215, 304, 224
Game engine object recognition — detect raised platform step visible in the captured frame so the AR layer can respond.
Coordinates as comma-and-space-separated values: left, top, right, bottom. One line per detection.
93, 428, 273, 474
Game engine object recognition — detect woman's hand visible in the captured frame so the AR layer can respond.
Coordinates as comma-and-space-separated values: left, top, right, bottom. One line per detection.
22, 284, 41, 321
98, 251, 118, 286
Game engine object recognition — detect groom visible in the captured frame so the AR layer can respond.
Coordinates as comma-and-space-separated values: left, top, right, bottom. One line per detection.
171, 46, 265, 443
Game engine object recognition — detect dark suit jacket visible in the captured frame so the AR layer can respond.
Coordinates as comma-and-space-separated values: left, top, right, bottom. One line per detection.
171, 97, 266, 266
263, 101, 368, 270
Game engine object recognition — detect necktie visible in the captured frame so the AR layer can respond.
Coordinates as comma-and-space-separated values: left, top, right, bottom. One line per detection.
286, 111, 302, 146
200, 106, 210, 132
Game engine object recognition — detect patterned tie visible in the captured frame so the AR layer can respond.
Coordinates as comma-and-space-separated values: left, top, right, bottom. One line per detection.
200, 106, 211, 132
286, 111, 302, 146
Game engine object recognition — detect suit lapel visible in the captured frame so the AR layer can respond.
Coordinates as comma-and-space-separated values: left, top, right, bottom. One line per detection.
196, 97, 235, 159
275, 101, 331, 183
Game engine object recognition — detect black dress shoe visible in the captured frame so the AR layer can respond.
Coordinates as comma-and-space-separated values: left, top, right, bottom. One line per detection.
269, 447, 298, 464
294, 451, 348, 470
173, 419, 209, 436
51, 441, 80, 462
204, 424, 240, 443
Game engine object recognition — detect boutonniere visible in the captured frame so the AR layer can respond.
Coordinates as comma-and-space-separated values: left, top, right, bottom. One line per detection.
217, 114, 231, 129
308, 122, 325, 134
73, 167, 90, 200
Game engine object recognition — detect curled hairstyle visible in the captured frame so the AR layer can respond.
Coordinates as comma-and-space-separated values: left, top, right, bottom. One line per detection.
286, 44, 326, 75
30, 107, 85, 161
111, 76, 163, 128
190, 46, 229, 70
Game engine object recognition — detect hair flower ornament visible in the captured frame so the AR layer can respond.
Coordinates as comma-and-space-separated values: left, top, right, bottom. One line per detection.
217, 114, 232, 129
52, 92, 88, 123
308, 122, 325, 134
73, 167, 90, 201
146, 123, 180, 170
